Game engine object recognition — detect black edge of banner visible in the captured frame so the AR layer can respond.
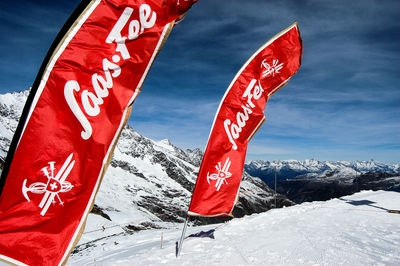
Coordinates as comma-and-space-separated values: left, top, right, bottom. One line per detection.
295, 22, 304, 66
0, 0, 93, 196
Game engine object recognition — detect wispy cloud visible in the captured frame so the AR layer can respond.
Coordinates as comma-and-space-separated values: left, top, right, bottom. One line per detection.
129, 94, 220, 148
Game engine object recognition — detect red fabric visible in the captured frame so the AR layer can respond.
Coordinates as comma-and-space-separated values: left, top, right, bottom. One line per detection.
0, 0, 197, 265
188, 24, 302, 217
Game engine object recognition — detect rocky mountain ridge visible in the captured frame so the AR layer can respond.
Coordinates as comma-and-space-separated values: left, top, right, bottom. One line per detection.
245, 159, 400, 185
245, 159, 400, 203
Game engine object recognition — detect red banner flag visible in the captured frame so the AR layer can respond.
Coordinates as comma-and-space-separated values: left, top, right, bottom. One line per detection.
0, 0, 197, 265
188, 23, 302, 217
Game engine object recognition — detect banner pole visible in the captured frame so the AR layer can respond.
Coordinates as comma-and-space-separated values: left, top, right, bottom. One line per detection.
274, 169, 277, 208
176, 216, 189, 257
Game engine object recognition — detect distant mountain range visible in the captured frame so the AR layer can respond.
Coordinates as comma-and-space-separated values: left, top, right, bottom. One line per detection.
245, 159, 400, 203
245, 159, 399, 184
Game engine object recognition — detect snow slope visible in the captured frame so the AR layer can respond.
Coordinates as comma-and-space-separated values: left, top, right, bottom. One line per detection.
69, 190, 400, 265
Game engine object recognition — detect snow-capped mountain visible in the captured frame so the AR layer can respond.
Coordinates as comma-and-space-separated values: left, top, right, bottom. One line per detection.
0, 90, 292, 230
0, 90, 30, 161
245, 159, 400, 185
245, 159, 400, 203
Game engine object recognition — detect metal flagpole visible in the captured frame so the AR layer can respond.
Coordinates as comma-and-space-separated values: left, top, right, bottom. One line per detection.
355, 164, 359, 192
274, 169, 277, 208
176, 216, 189, 257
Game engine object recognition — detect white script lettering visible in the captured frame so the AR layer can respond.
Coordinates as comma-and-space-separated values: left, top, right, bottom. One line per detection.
106, 5, 156, 60
224, 79, 264, 150
65, 5, 157, 140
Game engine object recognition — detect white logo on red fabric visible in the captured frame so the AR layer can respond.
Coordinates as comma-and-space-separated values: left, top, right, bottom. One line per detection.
22, 153, 75, 216
261, 59, 284, 78
207, 158, 232, 191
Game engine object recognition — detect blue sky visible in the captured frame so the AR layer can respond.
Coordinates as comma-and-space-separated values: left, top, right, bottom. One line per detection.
0, 0, 399, 163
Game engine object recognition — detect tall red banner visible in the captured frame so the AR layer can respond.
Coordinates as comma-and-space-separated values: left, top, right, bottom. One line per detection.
0, 0, 197, 265
188, 23, 302, 217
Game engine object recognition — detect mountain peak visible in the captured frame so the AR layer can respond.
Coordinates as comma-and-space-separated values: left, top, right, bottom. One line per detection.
157, 138, 172, 147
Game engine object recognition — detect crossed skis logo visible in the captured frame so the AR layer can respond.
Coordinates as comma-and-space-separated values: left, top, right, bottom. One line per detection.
207, 158, 232, 191
22, 153, 75, 216
261, 58, 284, 78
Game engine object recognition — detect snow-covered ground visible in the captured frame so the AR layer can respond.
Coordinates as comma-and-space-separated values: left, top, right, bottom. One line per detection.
69, 190, 400, 265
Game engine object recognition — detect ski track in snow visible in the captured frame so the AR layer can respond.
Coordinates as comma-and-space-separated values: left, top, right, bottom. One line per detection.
68, 190, 400, 266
